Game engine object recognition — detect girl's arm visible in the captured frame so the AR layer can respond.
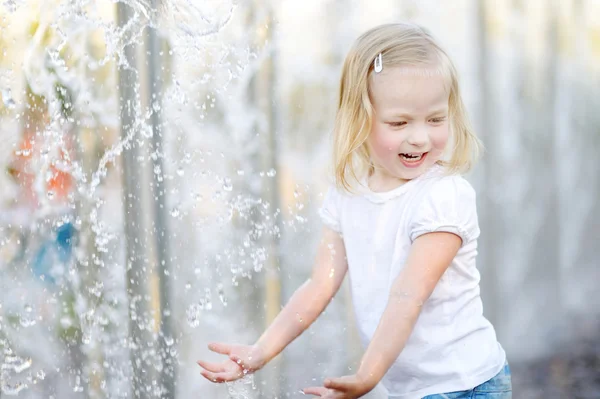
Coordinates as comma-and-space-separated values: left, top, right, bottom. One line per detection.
357, 231, 461, 389
199, 226, 348, 382
253, 226, 349, 364
316, 231, 461, 396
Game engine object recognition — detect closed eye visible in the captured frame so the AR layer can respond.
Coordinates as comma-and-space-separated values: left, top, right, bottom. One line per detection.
430, 117, 447, 124
387, 121, 407, 127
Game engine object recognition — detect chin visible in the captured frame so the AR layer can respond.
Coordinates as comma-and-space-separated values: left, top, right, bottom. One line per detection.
398, 161, 436, 179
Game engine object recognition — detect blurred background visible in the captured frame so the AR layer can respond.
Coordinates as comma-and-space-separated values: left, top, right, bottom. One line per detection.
0, 0, 599, 398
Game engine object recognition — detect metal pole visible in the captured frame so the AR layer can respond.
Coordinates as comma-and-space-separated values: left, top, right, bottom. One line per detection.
253, 3, 284, 396
116, 3, 153, 398
263, 4, 282, 328
474, 0, 498, 327
145, 1, 176, 397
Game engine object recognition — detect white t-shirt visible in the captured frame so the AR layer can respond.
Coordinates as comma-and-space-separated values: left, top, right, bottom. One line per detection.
318, 164, 506, 399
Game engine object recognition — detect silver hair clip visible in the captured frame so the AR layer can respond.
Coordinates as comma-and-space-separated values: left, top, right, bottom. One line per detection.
374, 53, 383, 73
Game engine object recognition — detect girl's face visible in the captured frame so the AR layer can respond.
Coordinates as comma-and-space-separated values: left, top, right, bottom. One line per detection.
366, 66, 450, 190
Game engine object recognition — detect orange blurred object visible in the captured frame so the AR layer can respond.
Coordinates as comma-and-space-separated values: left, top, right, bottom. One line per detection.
8, 131, 73, 207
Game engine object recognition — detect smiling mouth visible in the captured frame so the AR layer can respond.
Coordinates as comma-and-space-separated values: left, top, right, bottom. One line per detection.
399, 152, 426, 162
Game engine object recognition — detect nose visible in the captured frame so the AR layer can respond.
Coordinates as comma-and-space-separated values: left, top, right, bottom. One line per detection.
406, 125, 429, 147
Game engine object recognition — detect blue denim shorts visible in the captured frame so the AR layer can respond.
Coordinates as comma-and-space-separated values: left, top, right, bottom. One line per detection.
420, 362, 512, 399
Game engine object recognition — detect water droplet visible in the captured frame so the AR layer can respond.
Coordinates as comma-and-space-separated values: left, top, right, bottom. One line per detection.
222, 178, 233, 192
164, 336, 174, 346
236, 169, 245, 176
186, 304, 201, 328
19, 317, 36, 327
47, 191, 55, 200
185, 282, 191, 290
170, 207, 180, 218
204, 288, 212, 310
267, 168, 276, 177
2, 88, 16, 109
217, 283, 227, 307
176, 167, 184, 176
36, 370, 46, 380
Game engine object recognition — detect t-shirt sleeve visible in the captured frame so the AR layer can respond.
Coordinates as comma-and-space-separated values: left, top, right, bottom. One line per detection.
318, 185, 343, 233
409, 176, 480, 245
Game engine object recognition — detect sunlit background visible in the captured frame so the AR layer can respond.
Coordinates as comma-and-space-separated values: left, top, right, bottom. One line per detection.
1, 0, 599, 398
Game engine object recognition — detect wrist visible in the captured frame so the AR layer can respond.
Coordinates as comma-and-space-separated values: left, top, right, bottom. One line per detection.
250, 342, 271, 369
356, 367, 381, 392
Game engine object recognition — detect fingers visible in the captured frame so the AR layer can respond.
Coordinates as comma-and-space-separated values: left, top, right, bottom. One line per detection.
199, 369, 243, 384
196, 360, 226, 373
302, 386, 328, 396
208, 342, 231, 355
199, 369, 223, 383
228, 354, 253, 371
203, 343, 247, 370
323, 378, 350, 392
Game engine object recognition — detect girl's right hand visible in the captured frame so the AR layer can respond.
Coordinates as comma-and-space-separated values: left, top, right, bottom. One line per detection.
197, 342, 267, 383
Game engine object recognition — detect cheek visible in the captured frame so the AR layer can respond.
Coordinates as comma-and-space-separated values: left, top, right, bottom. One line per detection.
370, 126, 400, 156
430, 126, 450, 151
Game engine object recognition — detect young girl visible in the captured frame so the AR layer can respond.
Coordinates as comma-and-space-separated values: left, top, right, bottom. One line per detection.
198, 23, 511, 399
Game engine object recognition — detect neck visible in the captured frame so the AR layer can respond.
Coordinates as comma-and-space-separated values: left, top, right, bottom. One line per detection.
367, 170, 409, 193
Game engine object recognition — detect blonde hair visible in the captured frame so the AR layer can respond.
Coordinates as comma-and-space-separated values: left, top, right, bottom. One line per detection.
332, 23, 483, 193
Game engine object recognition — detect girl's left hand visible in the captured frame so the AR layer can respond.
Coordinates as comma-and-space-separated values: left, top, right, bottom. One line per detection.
303, 374, 374, 398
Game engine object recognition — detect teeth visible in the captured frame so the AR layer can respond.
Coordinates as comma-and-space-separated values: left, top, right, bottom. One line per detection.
400, 153, 423, 161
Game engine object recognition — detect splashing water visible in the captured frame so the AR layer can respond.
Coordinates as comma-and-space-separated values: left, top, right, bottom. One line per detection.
186, 304, 201, 328
0, 0, 288, 397
226, 374, 257, 399
1, 381, 27, 396
1, 341, 33, 396
2, 355, 32, 373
